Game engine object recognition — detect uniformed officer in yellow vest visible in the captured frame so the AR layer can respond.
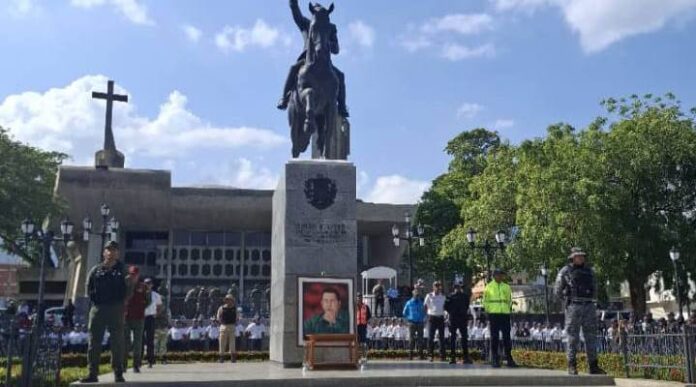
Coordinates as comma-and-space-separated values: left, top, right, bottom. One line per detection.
482, 268, 517, 368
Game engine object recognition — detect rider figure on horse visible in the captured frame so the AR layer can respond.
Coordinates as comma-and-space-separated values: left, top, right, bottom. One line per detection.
277, 0, 349, 118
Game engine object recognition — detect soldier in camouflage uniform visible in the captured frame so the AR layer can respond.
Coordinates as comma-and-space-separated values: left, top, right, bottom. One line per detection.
554, 247, 606, 375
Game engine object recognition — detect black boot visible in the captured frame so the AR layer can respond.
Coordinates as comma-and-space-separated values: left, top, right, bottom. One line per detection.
79, 375, 98, 383
589, 360, 606, 375
277, 95, 289, 110
568, 359, 578, 375
491, 357, 501, 368
114, 373, 126, 383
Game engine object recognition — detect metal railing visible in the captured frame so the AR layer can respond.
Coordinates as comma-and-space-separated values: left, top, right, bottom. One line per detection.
0, 313, 62, 387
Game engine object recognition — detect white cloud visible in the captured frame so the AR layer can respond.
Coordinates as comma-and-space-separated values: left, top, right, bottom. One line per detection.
457, 103, 484, 120
442, 43, 496, 61
182, 24, 202, 43
0, 75, 286, 168
70, 0, 154, 26
348, 20, 376, 48
364, 175, 430, 204
492, 0, 556, 13
400, 13, 496, 60
422, 13, 494, 35
400, 35, 432, 52
197, 158, 278, 190
493, 119, 515, 130
215, 19, 288, 53
7, 0, 39, 17
491, 0, 696, 53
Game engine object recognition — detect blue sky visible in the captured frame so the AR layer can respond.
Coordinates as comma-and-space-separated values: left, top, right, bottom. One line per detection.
1, 0, 695, 204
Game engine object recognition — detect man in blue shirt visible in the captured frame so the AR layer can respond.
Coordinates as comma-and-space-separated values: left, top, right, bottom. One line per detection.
402, 289, 426, 360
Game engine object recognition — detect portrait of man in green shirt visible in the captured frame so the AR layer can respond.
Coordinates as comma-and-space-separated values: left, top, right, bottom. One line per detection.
303, 287, 350, 335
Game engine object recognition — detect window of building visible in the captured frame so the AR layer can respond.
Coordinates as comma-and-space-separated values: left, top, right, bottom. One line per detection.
250, 265, 260, 276
191, 264, 200, 276
243, 265, 248, 276
207, 232, 224, 246
202, 248, 211, 261
191, 249, 200, 261
235, 265, 241, 276
171, 248, 178, 261
179, 249, 189, 261
214, 249, 223, 261
191, 232, 206, 246
178, 264, 188, 276
262, 265, 271, 277
225, 250, 234, 261
262, 250, 271, 262
147, 252, 157, 266
225, 265, 234, 276
213, 264, 222, 276
125, 252, 145, 265
251, 250, 260, 261
225, 232, 242, 246
173, 230, 190, 245
202, 264, 211, 276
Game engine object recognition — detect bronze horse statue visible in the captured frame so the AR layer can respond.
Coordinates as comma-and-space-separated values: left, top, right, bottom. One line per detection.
287, 2, 349, 159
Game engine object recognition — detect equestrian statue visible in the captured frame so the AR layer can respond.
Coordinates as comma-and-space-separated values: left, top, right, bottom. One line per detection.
277, 0, 350, 160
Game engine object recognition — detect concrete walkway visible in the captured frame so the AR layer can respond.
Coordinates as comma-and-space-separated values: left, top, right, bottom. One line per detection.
72, 360, 616, 386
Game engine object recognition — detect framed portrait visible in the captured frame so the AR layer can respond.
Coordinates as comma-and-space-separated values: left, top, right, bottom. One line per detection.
297, 276, 354, 346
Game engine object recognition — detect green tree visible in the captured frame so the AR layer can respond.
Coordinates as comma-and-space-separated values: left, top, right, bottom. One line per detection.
0, 127, 67, 265
594, 94, 696, 315
412, 129, 501, 283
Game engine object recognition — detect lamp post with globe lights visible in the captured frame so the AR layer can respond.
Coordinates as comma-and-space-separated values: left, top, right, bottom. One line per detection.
670, 247, 684, 318
391, 211, 425, 289
540, 264, 550, 325
19, 217, 74, 386
81, 203, 120, 250
466, 228, 507, 282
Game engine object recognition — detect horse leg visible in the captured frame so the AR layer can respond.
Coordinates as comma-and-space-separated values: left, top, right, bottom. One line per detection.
303, 89, 315, 134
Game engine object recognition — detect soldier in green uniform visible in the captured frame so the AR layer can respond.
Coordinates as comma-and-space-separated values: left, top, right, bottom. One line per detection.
303, 288, 349, 334
80, 241, 132, 384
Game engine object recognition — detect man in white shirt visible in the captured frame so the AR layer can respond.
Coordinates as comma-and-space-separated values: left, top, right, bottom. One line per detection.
235, 320, 245, 351
424, 281, 447, 362
143, 278, 163, 368
187, 320, 205, 351
207, 320, 220, 351
245, 318, 265, 351
168, 321, 185, 352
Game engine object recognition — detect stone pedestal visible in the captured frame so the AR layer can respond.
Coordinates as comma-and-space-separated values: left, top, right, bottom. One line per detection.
270, 160, 357, 367
95, 148, 125, 168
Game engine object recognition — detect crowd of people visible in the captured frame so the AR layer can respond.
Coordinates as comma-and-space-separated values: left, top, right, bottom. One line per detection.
6, 242, 696, 382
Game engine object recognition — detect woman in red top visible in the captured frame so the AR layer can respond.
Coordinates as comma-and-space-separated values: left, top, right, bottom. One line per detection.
123, 266, 150, 373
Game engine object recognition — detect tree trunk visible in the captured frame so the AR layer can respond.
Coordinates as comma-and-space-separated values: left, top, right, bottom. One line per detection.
628, 275, 647, 318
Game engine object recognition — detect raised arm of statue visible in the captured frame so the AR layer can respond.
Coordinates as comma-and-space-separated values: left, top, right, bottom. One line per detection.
290, 0, 309, 32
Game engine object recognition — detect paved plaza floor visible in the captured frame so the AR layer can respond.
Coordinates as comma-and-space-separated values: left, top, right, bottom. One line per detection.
72, 360, 617, 386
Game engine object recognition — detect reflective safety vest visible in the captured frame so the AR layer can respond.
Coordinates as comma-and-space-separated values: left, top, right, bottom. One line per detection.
483, 281, 512, 314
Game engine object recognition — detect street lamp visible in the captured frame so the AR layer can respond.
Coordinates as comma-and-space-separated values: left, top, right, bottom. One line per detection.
18, 217, 73, 386
540, 264, 550, 324
670, 246, 684, 318
391, 211, 426, 288
467, 228, 506, 282
83, 203, 118, 251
